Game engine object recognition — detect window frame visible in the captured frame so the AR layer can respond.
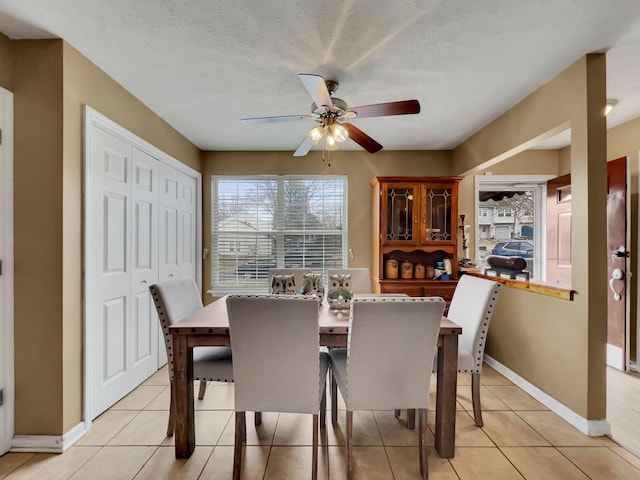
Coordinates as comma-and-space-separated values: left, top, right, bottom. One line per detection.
210, 174, 348, 295
474, 175, 554, 281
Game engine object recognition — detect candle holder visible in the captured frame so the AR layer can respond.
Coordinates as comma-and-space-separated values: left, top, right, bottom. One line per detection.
459, 214, 470, 260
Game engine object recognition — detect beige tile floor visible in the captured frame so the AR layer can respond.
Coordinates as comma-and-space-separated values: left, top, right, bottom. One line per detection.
1, 365, 640, 479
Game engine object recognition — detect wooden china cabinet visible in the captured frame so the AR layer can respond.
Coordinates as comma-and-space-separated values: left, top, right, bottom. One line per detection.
370, 176, 463, 304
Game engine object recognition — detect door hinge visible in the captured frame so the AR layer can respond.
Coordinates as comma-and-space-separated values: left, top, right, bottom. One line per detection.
0, 128, 3, 145
0, 259, 2, 276
0, 389, 3, 406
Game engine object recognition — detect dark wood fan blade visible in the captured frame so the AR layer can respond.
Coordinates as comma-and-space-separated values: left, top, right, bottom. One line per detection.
347, 99, 420, 118
241, 114, 313, 125
298, 74, 333, 109
346, 123, 383, 153
293, 137, 313, 156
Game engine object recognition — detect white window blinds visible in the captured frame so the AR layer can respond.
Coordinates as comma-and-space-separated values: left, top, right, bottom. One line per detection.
211, 175, 347, 294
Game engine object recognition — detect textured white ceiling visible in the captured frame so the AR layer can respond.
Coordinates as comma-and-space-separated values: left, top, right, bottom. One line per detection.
1, 0, 640, 153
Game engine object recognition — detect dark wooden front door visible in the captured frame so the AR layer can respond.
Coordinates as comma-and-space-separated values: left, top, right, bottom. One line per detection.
607, 156, 628, 370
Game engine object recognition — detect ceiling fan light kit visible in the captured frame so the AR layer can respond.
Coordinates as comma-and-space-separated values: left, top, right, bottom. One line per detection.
241, 73, 421, 156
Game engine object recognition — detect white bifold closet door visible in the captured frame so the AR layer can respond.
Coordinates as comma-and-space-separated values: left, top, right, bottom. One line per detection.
88, 128, 160, 417
156, 162, 197, 365
86, 121, 198, 419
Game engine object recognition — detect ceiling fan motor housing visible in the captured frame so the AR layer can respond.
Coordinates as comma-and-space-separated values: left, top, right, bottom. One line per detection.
311, 97, 348, 115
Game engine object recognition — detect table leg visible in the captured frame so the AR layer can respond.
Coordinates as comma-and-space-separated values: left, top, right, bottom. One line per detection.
173, 334, 195, 458
435, 334, 458, 458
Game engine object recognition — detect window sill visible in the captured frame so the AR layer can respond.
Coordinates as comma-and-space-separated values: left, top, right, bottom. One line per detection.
465, 271, 574, 300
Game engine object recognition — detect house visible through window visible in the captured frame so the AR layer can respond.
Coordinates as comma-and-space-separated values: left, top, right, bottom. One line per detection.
211, 175, 348, 294
475, 175, 553, 281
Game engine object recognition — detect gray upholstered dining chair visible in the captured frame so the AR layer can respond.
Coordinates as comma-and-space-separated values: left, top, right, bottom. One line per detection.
404, 275, 502, 429
326, 268, 372, 294
149, 278, 233, 437
329, 297, 445, 480
226, 294, 329, 480
442, 274, 502, 427
268, 268, 312, 293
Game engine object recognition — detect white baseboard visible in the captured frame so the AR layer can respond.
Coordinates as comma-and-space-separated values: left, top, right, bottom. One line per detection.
629, 362, 640, 373
484, 355, 610, 437
11, 421, 87, 453
606, 343, 624, 370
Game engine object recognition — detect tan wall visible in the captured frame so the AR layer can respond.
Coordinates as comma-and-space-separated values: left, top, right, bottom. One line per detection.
453, 55, 608, 419
13, 40, 65, 435
201, 150, 453, 302
559, 145, 572, 176
11, 39, 201, 436
0, 33, 12, 89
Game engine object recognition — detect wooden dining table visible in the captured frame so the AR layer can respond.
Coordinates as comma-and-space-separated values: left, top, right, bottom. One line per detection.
169, 295, 462, 459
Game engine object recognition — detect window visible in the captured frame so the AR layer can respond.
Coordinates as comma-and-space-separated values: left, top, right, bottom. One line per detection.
475, 175, 554, 281
496, 207, 512, 218
211, 175, 348, 294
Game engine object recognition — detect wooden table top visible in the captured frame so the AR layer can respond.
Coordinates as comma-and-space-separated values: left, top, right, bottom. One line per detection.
170, 295, 462, 336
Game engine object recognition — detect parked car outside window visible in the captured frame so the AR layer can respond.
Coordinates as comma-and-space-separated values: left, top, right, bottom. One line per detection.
491, 240, 534, 258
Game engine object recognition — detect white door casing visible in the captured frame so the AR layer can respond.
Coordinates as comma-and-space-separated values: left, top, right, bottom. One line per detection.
0, 87, 14, 455
84, 106, 201, 423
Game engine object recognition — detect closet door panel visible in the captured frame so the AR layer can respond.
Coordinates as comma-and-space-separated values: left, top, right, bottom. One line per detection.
179, 176, 197, 280
89, 127, 134, 417
159, 163, 196, 282
159, 165, 180, 281
130, 148, 159, 383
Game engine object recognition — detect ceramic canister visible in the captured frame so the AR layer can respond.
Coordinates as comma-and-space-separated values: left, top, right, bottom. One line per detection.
426, 265, 435, 279
400, 260, 413, 279
414, 263, 426, 279
385, 258, 399, 279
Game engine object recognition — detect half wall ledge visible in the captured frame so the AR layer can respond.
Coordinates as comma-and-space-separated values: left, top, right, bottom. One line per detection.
465, 271, 575, 301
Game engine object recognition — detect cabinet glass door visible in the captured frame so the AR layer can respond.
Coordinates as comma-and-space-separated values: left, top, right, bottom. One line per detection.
385, 185, 416, 242
424, 187, 452, 241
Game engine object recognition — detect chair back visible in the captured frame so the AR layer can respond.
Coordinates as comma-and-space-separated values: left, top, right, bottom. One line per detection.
226, 294, 321, 413
447, 275, 501, 371
346, 297, 444, 410
327, 268, 372, 294
149, 278, 203, 380
268, 268, 312, 294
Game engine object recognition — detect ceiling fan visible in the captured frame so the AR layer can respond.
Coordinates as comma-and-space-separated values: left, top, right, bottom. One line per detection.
240, 74, 421, 156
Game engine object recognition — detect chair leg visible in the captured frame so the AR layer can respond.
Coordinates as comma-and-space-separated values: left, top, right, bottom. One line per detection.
233, 412, 245, 480
407, 408, 416, 430
331, 373, 338, 424
471, 372, 483, 427
198, 379, 207, 400
312, 414, 319, 480
320, 385, 327, 429
346, 411, 354, 480
254, 411, 262, 426
167, 382, 175, 437
419, 409, 429, 480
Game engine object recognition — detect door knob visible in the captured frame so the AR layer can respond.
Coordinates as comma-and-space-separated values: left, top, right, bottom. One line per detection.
609, 268, 624, 301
